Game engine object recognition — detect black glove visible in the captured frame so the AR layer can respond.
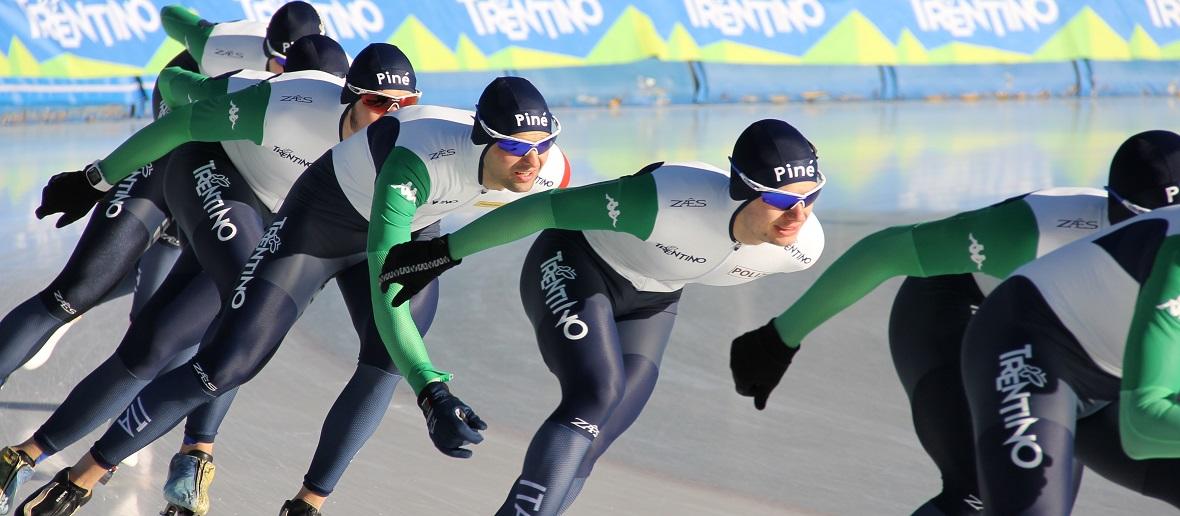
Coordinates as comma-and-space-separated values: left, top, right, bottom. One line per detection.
380, 235, 461, 307
417, 381, 487, 458
730, 320, 798, 410
35, 163, 109, 228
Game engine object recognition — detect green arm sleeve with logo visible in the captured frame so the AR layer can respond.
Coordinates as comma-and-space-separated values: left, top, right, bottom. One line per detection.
161, 5, 213, 63
1119, 237, 1180, 459
366, 148, 447, 395
95, 83, 270, 185
771, 196, 1039, 347
157, 68, 229, 108
447, 174, 659, 259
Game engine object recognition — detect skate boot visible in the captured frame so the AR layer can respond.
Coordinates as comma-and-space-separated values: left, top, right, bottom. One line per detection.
0, 447, 34, 515
160, 451, 214, 516
14, 468, 90, 516
279, 499, 321, 516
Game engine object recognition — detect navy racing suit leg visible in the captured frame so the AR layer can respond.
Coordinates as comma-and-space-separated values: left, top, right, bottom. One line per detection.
30, 249, 218, 456
890, 274, 986, 515
84, 161, 389, 469
300, 227, 440, 496
0, 159, 173, 383
1074, 402, 1180, 508
961, 276, 1119, 516
499, 229, 681, 516
558, 304, 678, 513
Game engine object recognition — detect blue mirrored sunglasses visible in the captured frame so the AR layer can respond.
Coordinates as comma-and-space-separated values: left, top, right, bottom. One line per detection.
477, 114, 562, 157
731, 159, 825, 210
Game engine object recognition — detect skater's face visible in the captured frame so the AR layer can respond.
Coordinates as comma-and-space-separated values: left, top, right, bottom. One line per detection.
481, 130, 552, 193
267, 57, 284, 73
350, 88, 418, 127
733, 180, 817, 246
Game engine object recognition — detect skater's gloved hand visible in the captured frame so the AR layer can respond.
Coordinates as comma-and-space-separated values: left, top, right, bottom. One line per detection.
380, 235, 460, 307
417, 381, 487, 458
730, 319, 798, 410
35, 162, 111, 228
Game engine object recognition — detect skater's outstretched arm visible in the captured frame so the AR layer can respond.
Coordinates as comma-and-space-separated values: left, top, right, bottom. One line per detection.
160, 6, 215, 63
768, 194, 1040, 347
156, 67, 228, 107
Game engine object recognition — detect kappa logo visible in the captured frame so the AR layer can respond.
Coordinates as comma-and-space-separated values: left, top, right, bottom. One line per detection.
227, 100, 240, 129
392, 182, 418, 203
604, 194, 620, 227
428, 148, 456, 160
431, 199, 459, 205
279, 94, 312, 103
968, 233, 986, 270
1056, 218, 1099, 230
1157, 295, 1180, 318
670, 198, 707, 208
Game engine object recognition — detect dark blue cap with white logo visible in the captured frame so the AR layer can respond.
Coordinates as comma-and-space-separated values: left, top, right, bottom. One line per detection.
340, 43, 417, 104
283, 35, 349, 78
728, 119, 820, 200
264, 1, 324, 59
1107, 130, 1180, 222
471, 76, 554, 145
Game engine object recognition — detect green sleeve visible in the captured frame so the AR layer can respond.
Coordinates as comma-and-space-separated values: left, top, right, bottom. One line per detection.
1120, 237, 1180, 459
367, 148, 444, 394
448, 173, 658, 259
771, 197, 1039, 346
161, 5, 213, 63
96, 82, 270, 184
157, 67, 228, 107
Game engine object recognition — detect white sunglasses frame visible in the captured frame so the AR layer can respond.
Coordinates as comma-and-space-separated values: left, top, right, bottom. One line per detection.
475, 113, 562, 153
730, 158, 827, 209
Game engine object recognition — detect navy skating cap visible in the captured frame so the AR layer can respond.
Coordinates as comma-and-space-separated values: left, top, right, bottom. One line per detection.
728, 119, 820, 200
1108, 130, 1180, 212
264, 1, 325, 60
471, 76, 554, 145
340, 43, 417, 104
283, 35, 349, 78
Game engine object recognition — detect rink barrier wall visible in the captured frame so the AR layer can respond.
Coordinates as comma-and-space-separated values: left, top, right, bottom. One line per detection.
3, 58, 1178, 122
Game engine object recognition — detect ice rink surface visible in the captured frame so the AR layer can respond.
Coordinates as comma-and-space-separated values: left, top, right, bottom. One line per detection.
1, 97, 1178, 515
